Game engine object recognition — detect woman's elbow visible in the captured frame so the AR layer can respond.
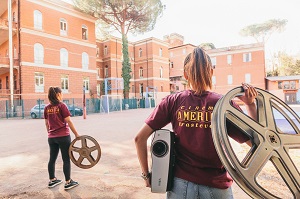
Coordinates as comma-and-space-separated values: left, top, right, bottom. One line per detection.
134, 135, 141, 145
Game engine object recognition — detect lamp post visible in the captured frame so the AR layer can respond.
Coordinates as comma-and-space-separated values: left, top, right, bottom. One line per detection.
83, 85, 86, 119
8, 0, 14, 117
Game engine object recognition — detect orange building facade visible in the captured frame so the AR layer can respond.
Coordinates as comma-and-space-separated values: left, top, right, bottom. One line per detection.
168, 33, 266, 95
0, 0, 97, 107
1, 1, 268, 114
96, 36, 170, 102
266, 75, 300, 104
206, 42, 266, 94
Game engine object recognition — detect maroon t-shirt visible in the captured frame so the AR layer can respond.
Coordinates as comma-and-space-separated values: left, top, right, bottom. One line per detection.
44, 102, 71, 138
145, 90, 249, 189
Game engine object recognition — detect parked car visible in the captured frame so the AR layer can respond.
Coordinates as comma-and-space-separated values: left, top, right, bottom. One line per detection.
30, 104, 83, 119
30, 104, 46, 119
66, 104, 83, 116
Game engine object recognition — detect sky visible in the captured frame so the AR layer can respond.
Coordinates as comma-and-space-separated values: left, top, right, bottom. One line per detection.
65, 0, 300, 58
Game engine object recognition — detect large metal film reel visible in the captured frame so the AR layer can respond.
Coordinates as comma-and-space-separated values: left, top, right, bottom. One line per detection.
69, 135, 101, 169
211, 86, 300, 199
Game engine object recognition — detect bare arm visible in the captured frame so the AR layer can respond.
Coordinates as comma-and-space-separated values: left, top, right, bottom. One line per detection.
45, 119, 49, 132
134, 123, 154, 187
65, 116, 80, 138
245, 102, 257, 121
238, 83, 258, 147
239, 83, 258, 121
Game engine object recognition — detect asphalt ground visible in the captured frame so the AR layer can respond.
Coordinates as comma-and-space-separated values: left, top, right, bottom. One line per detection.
0, 105, 299, 199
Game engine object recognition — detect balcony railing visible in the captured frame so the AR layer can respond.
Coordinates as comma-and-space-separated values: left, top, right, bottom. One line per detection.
0, 57, 19, 66
0, 18, 18, 29
0, 57, 9, 65
0, 89, 20, 95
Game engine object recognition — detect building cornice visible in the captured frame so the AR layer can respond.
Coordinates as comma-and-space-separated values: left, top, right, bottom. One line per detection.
26, 0, 97, 22
133, 38, 169, 47
21, 28, 96, 48
130, 77, 170, 82
96, 37, 134, 47
21, 62, 97, 74
266, 75, 300, 81
207, 43, 265, 56
169, 43, 196, 50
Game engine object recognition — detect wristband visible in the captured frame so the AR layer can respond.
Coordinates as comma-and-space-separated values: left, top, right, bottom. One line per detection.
141, 172, 151, 180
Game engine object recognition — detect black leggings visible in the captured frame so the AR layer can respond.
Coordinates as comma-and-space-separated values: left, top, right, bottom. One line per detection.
48, 135, 71, 181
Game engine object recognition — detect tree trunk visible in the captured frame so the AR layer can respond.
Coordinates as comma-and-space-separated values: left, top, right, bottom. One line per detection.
121, 34, 131, 99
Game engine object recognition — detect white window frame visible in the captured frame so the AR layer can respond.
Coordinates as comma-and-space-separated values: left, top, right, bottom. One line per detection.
139, 67, 143, 78
60, 18, 67, 36
82, 25, 88, 40
35, 72, 44, 93
245, 73, 251, 83
160, 66, 163, 78
82, 52, 89, 69
211, 57, 217, 66
139, 48, 142, 57
34, 10, 42, 30
227, 55, 232, 65
227, 75, 233, 85
139, 84, 143, 97
34, 43, 44, 64
159, 48, 162, 57
212, 76, 216, 85
97, 68, 100, 78
61, 75, 69, 93
83, 78, 89, 93
104, 66, 108, 78
60, 48, 68, 67
60, 75, 69, 93
97, 83, 101, 96
243, 52, 252, 62
104, 45, 108, 55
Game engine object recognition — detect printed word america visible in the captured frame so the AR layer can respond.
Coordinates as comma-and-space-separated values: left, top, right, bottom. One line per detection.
176, 106, 213, 128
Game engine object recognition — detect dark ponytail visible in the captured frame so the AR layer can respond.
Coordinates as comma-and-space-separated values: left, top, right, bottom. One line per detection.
48, 86, 62, 105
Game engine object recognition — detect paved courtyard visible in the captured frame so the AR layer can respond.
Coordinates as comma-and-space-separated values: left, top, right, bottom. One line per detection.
1, 105, 299, 199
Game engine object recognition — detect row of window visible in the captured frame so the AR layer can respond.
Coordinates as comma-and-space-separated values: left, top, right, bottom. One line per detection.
212, 73, 252, 85
137, 48, 163, 58
97, 46, 163, 58
170, 49, 186, 57
139, 67, 164, 78
33, 10, 88, 40
99, 66, 164, 79
135, 83, 164, 94
278, 81, 297, 90
169, 53, 252, 68
34, 43, 89, 69
169, 53, 252, 69
35, 72, 90, 93
211, 53, 252, 66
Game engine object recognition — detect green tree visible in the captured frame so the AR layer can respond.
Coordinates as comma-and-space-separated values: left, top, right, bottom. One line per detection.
73, 0, 165, 98
240, 19, 287, 43
273, 51, 300, 76
199, 43, 216, 50
121, 35, 131, 98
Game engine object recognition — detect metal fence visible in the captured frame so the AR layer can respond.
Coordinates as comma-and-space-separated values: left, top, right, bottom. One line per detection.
0, 97, 156, 119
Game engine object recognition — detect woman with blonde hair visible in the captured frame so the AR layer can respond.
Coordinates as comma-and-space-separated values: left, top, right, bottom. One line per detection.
135, 47, 257, 198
